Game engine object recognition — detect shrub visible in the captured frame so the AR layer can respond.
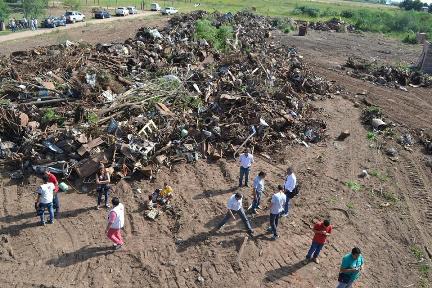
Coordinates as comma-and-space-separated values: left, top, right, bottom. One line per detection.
292, 6, 321, 18
402, 32, 418, 44
340, 10, 354, 18
195, 19, 233, 51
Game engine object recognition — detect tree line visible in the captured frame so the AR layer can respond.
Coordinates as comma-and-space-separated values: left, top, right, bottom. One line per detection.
399, 0, 432, 12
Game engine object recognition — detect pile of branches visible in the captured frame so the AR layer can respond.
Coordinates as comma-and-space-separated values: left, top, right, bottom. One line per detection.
345, 56, 432, 87
0, 11, 336, 178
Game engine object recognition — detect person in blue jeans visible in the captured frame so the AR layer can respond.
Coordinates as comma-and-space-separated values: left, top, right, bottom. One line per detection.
306, 219, 332, 264
238, 148, 254, 187
251, 171, 266, 213
96, 163, 111, 210
216, 192, 254, 236
35, 175, 55, 225
336, 247, 365, 288
282, 167, 297, 217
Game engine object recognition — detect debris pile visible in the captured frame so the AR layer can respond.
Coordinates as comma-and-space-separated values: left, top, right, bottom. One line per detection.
309, 18, 355, 33
0, 11, 336, 180
345, 56, 432, 88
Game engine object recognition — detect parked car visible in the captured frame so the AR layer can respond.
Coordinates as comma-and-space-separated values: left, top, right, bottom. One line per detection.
65, 11, 85, 23
161, 7, 178, 15
150, 3, 161, 11
127, 6, 137, 15
43, 16, 67, 28
115, 7, 130, 16
94, 10, 111, 19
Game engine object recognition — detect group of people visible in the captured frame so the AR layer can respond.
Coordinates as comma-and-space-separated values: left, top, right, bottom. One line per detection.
34, 149, 364, 285
216, 148, 365, 287
35, 163, 125, 250
9, 17, 38, 32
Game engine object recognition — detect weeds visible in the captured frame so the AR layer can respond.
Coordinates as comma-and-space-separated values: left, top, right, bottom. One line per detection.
346, 202, 354, 209
370, 170, 389, 182
86, 112, 99, 125
42, 108, 64, 125
346, 181, 362, 192
410, 245, 430, 286
402, 32, 418, 44
367, 131, 377, 141
195, 19, 233, 51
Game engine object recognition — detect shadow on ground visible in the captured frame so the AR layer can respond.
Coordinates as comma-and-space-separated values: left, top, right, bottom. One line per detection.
46, 245, 115, 267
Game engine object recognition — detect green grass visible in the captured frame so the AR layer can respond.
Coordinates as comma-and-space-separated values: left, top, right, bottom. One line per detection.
369, 170, 389, 182
346, 180, 362, 192
367, 131, 377, 141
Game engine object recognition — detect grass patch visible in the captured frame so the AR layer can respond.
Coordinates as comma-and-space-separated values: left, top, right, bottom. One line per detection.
370, 170, 389, 182
346, 202, 354, 209
402, 32, 418, 44
194, 19, 233, 51
86, 112, 98, 125
41, 108, 64, 125
346, 180, 362, 191
367, 131, 377, 141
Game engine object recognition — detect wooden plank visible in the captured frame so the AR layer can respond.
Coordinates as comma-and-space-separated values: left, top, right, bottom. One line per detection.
77, 137, 104, 156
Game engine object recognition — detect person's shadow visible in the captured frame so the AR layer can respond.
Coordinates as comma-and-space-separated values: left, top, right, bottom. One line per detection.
264, 260, 309, 282
193, 186, 237, 200
46, 245, 115, 267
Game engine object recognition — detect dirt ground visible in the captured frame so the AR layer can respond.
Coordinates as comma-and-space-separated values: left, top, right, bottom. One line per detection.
1, 23, 432, 288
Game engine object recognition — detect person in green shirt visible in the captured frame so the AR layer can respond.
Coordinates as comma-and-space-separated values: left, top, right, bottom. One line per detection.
337, 247, 365, 288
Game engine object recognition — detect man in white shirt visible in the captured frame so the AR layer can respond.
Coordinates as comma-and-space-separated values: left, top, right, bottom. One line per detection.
268, 185, 286, 240
251, 171, 266, 214
35, 175, 55, 225
216, 192, 254, 236
282, 167, 297, 217
239, 148, 254, 187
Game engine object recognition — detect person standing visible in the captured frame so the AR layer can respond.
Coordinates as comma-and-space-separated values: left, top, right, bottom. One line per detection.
30, 18, 35, 31
282, 167, 297, 217
105, 197, 125, 250
251, 171, 266, 214
34, 18, 38, 30
216, 192, 254, 236
45, 170, 60, 218
239, 148, 254, 187
306, 219, 332, 263
35, 175, 55, 225
336, 247, 365, 288
96, 163, 111, 210
267, 185, 286, 240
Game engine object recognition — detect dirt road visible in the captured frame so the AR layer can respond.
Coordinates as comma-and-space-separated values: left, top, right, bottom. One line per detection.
0, 27, 431, 287
0, 11, 158, 43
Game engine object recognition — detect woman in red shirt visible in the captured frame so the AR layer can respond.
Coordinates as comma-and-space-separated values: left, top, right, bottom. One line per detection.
305, 219, 332, 264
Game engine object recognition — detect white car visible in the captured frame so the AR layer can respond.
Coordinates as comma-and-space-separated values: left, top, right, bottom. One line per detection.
127, 6, 138, 14
161, 7, 178, 15
65, 11, 85, 23
151, 3, 161, 11
115, 7, 130, 16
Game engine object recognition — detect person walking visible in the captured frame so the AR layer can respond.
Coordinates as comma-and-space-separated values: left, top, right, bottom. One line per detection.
251, 171, 266, 214
35, 175, 55, 225
336, 247, 365, 288
34, 18, 38, 30
105, 197, 125, 250
96, 163, 111, 210
282, 167, 297, 217
239, 148, 254, 187
45, 170, 60, 218
216, 192, 254, 236
10, 19, 16, 32
306, 219, 332, 263
30, 18, 35, 31
267, 185, 286, 240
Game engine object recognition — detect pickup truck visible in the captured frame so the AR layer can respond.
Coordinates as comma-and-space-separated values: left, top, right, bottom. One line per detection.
65, 11, 85, 23
115, 7, 130, 16
161, 7, 178, 15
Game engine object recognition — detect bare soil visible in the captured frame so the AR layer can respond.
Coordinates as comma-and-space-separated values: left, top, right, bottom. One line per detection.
0, 25, 431, 288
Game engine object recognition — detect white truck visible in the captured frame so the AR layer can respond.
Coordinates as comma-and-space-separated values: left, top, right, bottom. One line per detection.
65, 11, 85, 23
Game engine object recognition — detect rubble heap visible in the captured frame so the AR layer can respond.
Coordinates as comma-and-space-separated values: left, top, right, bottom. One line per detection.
309, 18, 355, 33
0, 11, 336, 180
345, 56, 432, 88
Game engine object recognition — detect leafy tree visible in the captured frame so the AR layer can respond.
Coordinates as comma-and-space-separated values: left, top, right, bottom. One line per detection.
63, 0, 81, 10
399, 0, 424, 11
22, 0, 48, 18
0, 0, 9, 21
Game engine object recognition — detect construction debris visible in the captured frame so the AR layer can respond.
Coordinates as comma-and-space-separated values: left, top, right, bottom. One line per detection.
345, 56, 432, 87
0, 11, 336, 181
